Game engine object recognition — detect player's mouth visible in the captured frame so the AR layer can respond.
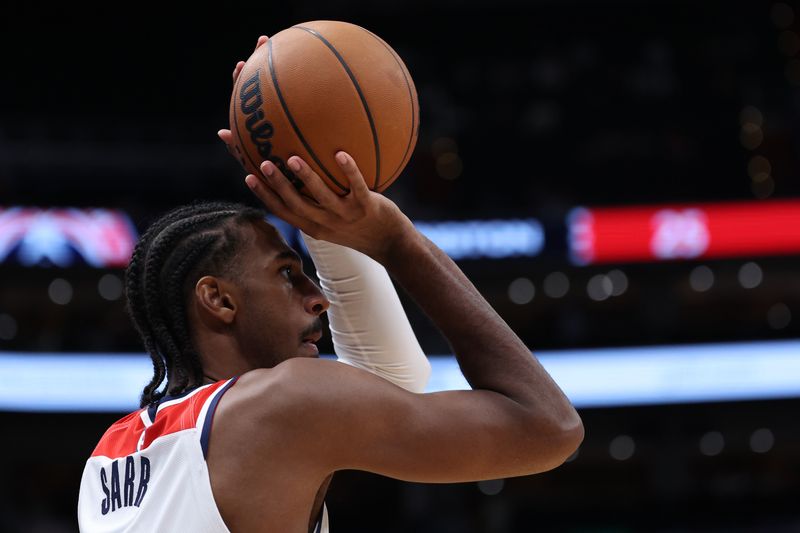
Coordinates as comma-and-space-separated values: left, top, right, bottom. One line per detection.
300, 336, 320, 356
299, 323, 323, 357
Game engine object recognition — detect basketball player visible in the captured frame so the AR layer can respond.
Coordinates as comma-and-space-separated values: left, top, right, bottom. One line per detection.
77, 36, 583, 533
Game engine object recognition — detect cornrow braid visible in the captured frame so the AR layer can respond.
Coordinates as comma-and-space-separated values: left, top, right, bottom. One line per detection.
125, 201, 266, 407
142, 212, 234, 400
126, 205, 220, 405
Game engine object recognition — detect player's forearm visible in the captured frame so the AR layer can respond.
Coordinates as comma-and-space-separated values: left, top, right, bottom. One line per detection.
301, 232, 430, 392
382, 230, 582, 436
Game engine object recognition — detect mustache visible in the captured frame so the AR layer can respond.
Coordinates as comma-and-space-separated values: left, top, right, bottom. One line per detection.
299, 318, 324, 342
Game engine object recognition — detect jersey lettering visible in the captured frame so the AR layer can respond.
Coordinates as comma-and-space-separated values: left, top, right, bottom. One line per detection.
109, 460, 122, 512
99, 455, 151, 515
134, 456, 151, 506
100, 468, 110, 515
124, 456, 135, 507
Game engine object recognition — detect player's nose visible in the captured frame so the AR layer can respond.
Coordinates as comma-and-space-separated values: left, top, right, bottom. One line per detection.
304, 283, 330, 316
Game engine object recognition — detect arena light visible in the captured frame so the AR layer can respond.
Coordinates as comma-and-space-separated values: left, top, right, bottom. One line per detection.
0, 207, 137, 268
568, 199, 800, 265
428, 340, 800, 407
273, 216, 546, 261
414, 219, 544, 260
1, 339, 798, 412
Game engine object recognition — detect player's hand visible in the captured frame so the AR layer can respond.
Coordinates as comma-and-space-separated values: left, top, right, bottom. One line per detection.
245, 153, 418, 262
218, 35, 268, 151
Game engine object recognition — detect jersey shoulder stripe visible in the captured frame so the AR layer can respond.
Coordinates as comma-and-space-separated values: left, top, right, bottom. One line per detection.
91, 379, 236, 459
89, 410, 144, 460
200, 377, 239, 457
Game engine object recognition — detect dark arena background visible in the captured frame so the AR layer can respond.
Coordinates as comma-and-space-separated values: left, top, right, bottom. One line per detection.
2, 2, 800, 532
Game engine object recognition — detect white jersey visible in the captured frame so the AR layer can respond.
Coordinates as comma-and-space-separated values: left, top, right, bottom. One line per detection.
78, 377, 329, 532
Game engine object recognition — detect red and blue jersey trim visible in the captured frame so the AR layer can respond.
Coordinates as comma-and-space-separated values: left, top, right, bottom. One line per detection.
200, 377, 239, 457
91, 378, 239, 460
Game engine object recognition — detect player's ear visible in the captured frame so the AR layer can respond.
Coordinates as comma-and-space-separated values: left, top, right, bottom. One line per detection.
194, 276, 237, 326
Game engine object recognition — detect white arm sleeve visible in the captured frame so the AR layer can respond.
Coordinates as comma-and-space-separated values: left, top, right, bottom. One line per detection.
301, 231, 431, 393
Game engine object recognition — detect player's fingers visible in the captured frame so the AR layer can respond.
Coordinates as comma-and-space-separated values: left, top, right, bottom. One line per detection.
217, 130, 235, 155
245, 174, 310, 229
217, 129, 233, 144
232, 61, 246, 83
232, 36, 268, 83
287, 156, 340, 208
335, 152, 371, 199
232, 37, 268, 84
261, 161, 323, 218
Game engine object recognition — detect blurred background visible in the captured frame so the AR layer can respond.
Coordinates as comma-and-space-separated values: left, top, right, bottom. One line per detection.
1, 1, 799, 531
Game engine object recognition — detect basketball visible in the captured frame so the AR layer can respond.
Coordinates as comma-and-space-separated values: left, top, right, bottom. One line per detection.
229, 20, 419, 195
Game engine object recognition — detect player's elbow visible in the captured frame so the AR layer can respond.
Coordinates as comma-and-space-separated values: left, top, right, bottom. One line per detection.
559, 412, 584, 460
539, 411, 584, 472
514, 408, 583, 475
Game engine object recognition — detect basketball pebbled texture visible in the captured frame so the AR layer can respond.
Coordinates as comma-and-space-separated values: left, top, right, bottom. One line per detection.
229, 20, 419, 195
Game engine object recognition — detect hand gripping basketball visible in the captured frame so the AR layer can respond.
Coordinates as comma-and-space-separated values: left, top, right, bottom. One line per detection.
222, 21, 419, 195
244, 151, 416, 263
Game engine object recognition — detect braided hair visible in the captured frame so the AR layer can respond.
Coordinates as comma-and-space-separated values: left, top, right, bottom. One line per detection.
125, 201, 266, 407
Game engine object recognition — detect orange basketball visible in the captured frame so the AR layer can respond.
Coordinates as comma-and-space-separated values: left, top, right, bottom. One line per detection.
229, 20, 419, 195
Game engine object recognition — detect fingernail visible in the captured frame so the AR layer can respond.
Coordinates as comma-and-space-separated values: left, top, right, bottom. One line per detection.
288, 158, 301, 172
336, 152, 347, 165
261, 161, 274, 176
245, 175, 257, 189
217, 130, 225, 139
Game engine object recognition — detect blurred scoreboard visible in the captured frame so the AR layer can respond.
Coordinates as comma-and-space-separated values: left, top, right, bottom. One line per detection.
569, 200, 800, 265
1, 199, 799, 268
0, 207, 137, 268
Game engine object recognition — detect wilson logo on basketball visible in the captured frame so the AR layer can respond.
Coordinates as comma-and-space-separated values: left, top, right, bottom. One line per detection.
238, 70, 304, 190
239, 70, 275, 160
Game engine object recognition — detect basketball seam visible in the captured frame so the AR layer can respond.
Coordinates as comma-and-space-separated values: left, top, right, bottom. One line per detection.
294, 25, 382, 189
361, 28, 417, 190
268, 39, 350, 193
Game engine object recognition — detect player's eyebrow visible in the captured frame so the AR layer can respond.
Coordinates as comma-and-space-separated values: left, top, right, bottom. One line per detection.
273, 248, 303, 264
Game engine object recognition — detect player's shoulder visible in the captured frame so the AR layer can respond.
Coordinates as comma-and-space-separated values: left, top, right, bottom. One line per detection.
230, 357, 339, 399
220, 358, 350, 422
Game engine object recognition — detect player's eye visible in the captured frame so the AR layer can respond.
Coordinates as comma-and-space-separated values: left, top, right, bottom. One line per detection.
280, 265, 293, 281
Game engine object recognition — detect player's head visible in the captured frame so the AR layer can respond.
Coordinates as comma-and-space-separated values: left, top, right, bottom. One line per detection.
125, 201, 329, 407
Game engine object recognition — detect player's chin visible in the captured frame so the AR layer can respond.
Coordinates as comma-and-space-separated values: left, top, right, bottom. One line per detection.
298, 341, 320, 358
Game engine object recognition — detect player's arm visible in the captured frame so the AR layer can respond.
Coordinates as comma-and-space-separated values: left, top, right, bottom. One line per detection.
301, 232, 430, 392
242, 153, 583, 482
217, 35, 429, 394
